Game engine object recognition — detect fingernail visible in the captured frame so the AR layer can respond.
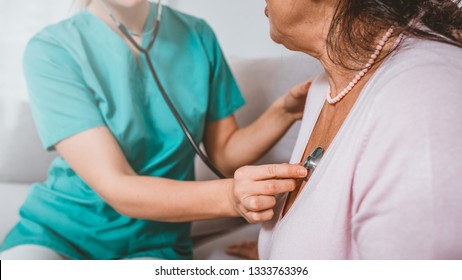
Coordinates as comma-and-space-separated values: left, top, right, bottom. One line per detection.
298, 168, 308, 177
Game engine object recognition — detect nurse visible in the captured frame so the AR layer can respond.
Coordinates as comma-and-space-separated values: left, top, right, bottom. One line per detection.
0, 0, 309, 259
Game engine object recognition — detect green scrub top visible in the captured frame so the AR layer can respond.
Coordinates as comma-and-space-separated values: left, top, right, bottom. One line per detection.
1, 4, 245, 260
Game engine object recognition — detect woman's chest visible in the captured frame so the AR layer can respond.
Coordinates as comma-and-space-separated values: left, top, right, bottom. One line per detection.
263, 148, 361, 259
260, 103, 372, 260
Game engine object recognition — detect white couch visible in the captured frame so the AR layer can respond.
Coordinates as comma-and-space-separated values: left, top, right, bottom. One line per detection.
0, 49, 322, 259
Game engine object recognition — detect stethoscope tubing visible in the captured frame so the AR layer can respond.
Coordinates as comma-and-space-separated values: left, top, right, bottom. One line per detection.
116, 2, 226, 178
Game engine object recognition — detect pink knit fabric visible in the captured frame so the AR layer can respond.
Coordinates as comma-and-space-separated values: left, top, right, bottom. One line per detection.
259, 37, 462, 259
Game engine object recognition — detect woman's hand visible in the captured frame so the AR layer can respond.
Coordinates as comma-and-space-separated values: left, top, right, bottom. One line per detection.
283, 80, 312, 121
202, 80, 312, 175
227, 240, 259, 260
230, 164, 307, 224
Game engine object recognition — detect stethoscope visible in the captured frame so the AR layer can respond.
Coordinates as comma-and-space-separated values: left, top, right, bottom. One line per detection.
101, 0, 227, 178
101, 0, 325, 179
303, 147, 324, 176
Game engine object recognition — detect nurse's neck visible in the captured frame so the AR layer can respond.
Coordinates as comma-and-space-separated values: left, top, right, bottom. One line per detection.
88, 0, 151, 36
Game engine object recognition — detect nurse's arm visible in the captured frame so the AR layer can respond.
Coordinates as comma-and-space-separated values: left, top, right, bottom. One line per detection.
204, 81, 311, 176
55, 126, 305, 222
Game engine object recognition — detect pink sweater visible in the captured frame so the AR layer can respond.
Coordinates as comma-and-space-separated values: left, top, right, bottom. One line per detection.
259, 37, 462, 259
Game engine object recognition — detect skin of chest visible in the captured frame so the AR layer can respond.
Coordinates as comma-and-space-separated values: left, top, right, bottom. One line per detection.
282, 77, 367, 217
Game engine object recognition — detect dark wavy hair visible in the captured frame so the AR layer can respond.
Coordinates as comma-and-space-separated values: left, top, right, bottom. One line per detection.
328, 0, 462, 70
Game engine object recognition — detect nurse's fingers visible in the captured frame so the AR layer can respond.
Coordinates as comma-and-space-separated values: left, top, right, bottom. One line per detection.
245, 179, 298, 197
235, 164, 307, 181
245, 208, 275, 224
242, 195, 277, 212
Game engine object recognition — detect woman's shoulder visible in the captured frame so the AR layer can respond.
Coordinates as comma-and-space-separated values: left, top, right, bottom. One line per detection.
162, 6, 216, 38
30, 11, 90, 42
163, 5, 215, 30
378, 37, 462, 86
24, 12, 91, 74
391, 36, 462, 70
359, 37, 462, 138
367, 37, 462, 110
25, 11, 91, 59
162, 5, 204, 26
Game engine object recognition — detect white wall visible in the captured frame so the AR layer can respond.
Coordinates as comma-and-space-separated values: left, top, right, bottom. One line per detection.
0, 0, 76, 99
0, 0, 295, 100
168, 0, 287, 58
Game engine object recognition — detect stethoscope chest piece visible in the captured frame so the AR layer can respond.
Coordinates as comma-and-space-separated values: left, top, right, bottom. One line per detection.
303, 147, 324, 173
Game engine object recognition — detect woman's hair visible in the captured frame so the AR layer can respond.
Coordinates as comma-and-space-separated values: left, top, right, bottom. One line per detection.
328, 0, 462, 70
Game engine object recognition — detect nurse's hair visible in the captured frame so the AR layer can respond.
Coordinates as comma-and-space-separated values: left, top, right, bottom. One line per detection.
327, 0, 462, 70
78, 0, 91, 8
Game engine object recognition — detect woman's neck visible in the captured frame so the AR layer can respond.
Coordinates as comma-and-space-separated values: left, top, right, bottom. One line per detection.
317, 32, 399, 98
88, 0, 151, 35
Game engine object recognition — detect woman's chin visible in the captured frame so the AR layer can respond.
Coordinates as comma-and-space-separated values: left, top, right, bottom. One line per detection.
269, 31, 289, 48
269, 29, 282, 44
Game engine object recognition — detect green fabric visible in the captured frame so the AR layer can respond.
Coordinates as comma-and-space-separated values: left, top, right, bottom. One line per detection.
1, 5, 245, 260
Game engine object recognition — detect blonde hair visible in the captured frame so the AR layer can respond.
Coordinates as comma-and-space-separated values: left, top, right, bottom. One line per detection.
79, 0, 91, 8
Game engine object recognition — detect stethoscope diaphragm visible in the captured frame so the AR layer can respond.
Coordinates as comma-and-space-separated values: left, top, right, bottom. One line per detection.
303, 147, 324, 173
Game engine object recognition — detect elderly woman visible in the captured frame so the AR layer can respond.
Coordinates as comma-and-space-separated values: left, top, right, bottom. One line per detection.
255, 0, 462, 259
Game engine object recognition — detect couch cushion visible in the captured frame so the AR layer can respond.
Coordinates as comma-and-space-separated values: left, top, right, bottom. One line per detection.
0, 183, 31, 245
195, 53, 322, 180
0, 97, 57, 183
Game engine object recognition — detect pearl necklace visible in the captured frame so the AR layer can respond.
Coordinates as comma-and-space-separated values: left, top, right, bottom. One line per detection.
326, 25, 396, 105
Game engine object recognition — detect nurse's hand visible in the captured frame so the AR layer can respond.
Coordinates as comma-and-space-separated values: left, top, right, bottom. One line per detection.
231, 164, 307, 224
283, 80, 312, 121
